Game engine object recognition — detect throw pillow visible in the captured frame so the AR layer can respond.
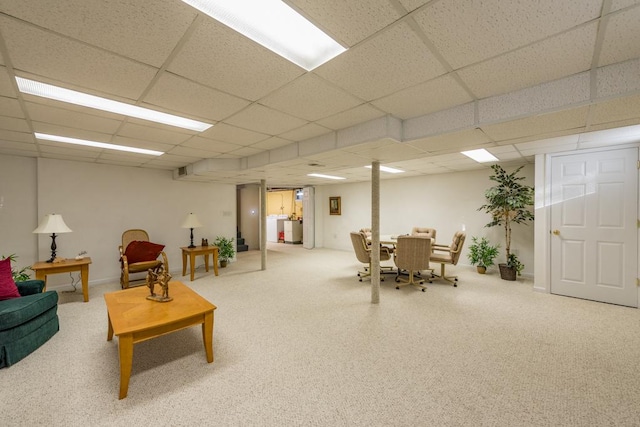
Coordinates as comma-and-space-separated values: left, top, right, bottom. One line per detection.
0, 257, 21, 300
124, 241, 165, 264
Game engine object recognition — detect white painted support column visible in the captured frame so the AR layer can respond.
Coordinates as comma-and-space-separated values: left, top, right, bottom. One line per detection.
371, 161, 380, 304
260, 179, 267, 271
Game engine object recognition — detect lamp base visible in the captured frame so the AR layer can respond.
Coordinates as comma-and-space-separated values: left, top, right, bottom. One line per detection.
188, 244, 196, 249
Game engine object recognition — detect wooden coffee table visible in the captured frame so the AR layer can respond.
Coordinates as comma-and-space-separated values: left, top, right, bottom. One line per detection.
104, 281, 217, 399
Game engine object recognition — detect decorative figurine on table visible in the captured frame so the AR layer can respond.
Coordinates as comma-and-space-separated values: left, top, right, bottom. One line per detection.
145, 265, 173, 302
201, 238, 209, 246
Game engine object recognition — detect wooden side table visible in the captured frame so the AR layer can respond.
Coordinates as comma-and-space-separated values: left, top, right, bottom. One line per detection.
181, 246, 219, 281
32, 257, 92, 302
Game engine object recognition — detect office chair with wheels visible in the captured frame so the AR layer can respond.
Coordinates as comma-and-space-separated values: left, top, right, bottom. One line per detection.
430, 231, 466, 286
350, 232, 393, 282
393, 235, 431, 292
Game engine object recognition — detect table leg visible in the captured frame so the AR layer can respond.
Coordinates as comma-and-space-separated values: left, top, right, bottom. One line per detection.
190, 253, 196, 281
35, 271, 46, 291
118, 334, 134, 399
181, 251, 187, 277
81, 264, 89, 302
213, 249, 219, 276
204, 254, 210, 272
107, 314, 114, 341
202, 311, 214, 363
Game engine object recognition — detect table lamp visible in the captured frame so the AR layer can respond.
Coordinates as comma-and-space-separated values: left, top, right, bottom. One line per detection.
33, 213, 73, 262
181, 213, 202, 248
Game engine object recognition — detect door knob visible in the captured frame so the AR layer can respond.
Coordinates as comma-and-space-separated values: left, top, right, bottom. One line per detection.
552, 230, 560, 235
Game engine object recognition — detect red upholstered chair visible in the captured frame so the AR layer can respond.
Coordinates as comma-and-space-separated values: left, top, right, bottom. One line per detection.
119, 229, 168, 289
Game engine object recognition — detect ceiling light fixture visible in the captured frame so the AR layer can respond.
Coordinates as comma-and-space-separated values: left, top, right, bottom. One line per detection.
35, 133, 164, 156
307, 173, 346, 180
16, 77, 213, 132
365, 165, 404, 174
461, 148, 498, 163
180, 0, 346, 71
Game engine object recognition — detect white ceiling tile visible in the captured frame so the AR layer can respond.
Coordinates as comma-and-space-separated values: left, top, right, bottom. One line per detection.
590, 94, 640, 126
183, 136, 244, 153
479, 73, 590, 123
610, 0, 640, 12
111, 135, 175, 153
414, 0, 602, 69
24, 101, 121, 134
0, 66, 17, 97
279, 123, 331, 142
1, 16, 157, 99
117, 122, 192, 145
458, 24, 597, 99
0, 0, 197, 67
316, 104, 385, 130
144, 72, 249, 122
407, 129, 492, 153
0, 116, 28, 133
596, 58, 640, 99
289, 0, 403, 46
599, 6, 640, 66
340, 139, 426, 163
315, 22, 446, 101
199, 123, 268, 146
0, 140, 37, 153
168, 145, 221, 158
168, 17, 303, 101
261, 74, 363, 121
229, 146, 264, 157
0, 96, 24, 118
481, 107, 589, 141
397, 0, 430, 13
225, 104, 307, 135
371, 74, 473, 119
0, 129, 33, 143
250, 137, 293, 151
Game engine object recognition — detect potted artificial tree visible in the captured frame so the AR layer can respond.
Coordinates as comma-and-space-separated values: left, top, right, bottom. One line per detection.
467, 237, 500, 274
478, 165, 534, 280
213, 236, 235, 268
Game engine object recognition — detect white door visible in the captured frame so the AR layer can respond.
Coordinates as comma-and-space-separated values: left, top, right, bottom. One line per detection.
550, 147, 638, 307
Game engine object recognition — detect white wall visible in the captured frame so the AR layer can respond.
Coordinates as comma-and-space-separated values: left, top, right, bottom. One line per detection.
238, 184, 260, 250
1, 155, 236, 289
314, 165, 536, 276
0, 155, 38, 263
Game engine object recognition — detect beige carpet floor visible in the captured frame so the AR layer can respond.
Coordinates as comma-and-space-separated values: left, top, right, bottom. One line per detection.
2, 243, 640, 426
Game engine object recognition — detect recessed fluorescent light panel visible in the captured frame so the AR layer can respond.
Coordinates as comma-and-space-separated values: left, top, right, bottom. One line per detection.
461, 149, 498, 163
365, 165, 404, 174
35, 133, 164, 156
16, 77, 212, 132
181, 0, 346, 71
307, 173, 346, 180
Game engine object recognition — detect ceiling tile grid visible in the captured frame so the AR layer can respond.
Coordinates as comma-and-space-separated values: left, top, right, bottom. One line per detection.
0, 0, 639, 187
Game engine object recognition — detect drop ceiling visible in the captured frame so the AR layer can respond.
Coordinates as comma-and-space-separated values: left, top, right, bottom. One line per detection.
0, 0, 639, 187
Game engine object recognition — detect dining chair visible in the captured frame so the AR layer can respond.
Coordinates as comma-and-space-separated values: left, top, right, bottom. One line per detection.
349, 232, 392, 282
430, 231, 466, 286
393, 235, 431, 292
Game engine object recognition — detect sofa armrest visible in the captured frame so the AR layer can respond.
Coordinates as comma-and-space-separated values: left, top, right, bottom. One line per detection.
16, 280, 45, 296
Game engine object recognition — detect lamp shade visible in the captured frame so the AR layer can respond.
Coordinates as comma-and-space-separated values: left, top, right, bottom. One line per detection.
33, 214, 72, 234
181, 213, 202, 229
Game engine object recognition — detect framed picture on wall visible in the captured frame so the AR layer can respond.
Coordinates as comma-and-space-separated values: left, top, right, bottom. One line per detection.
329, 196, 341, 215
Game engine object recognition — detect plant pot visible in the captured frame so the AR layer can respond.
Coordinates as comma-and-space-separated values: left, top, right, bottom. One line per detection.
220, 259, 228, 268
498, 263, 516, 281
476, 266, 487, 274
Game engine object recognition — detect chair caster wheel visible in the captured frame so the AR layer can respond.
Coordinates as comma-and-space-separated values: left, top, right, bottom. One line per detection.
359, 278, 362, 282
381, 277, 385, 281
454, 284, 457, 287
421, 289, 425, 292
396, 286, 400, 290
395, 278, 400, 282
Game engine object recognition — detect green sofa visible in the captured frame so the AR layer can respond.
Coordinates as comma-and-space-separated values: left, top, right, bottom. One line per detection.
0, 280, 59, 368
